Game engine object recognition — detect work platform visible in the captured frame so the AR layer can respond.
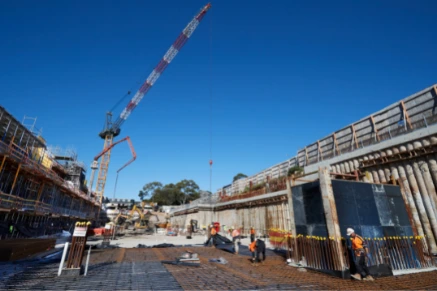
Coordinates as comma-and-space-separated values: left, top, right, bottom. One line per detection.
2, 246, 437, 290
0, 106, 100, 240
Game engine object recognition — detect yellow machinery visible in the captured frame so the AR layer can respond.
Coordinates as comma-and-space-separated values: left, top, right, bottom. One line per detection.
114, 204, 160, 230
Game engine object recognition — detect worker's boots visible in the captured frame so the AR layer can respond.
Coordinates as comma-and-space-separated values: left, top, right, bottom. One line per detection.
350, 274, 362, 281
363, 275, 375, 281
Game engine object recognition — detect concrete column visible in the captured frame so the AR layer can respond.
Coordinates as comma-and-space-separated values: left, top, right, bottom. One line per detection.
383, 168, 391, 183
353, 159, 359, 170
285, 178, 296, 235
378, 169, 387, 183
344, 162, 350, 173
370, 169, 380, 184
340, 164, 345, 174
318, 167, 347, 271
427, 156, 437, 186
412, 161, 437, 224
405, 163, 437, 254
419, 159, 437, 217
348, 161, 355, 172
363, 171, 373, 183
395, 165, 424, 237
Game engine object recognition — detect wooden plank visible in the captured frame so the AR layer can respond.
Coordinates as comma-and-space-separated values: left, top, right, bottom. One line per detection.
370, 115, 380, 141
333, 133, 340, 155
305, 147, 309, 166
351, 124, 359, 149
317, 140, 323, 161
400, 101, 412, 129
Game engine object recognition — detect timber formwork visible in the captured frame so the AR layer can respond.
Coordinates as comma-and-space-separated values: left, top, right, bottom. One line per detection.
0, 106, 99, 239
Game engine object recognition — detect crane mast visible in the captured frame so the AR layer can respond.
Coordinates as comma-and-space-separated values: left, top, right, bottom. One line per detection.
93, 3, 212, 207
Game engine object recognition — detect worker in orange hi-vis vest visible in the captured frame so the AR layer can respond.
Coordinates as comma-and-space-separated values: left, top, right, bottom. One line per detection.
249, 239, 266, 266
250, 227, 255, 243
347, 228, 374, 281
231, 226, 241, 254
205, 224, 217, 247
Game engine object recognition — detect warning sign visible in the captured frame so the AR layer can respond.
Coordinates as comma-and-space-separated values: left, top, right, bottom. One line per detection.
73, 226, 87, 237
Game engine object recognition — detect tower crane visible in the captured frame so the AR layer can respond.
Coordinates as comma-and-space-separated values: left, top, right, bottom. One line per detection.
92, 3, 212, 207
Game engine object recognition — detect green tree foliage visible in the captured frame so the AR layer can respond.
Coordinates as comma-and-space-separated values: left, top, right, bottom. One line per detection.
233, 173, 248, 182
287, 166, 304, 177
140, 180, 201, 206
138, 190, 146, 201
140, 182, 163, 201
176, 179, 200, 204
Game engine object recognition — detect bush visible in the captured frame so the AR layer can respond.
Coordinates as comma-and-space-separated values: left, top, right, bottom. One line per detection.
287, 166, 304, 177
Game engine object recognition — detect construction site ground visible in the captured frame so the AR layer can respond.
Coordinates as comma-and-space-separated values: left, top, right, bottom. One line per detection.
2, 233, 437, 290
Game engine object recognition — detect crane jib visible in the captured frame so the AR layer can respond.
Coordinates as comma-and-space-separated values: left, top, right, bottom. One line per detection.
109, 3, 211, 133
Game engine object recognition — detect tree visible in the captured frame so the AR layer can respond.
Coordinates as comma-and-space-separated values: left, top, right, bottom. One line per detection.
176, 179, 200, 204
141, 182, 163, 201
138, 190, 146, 201
287, 166, 304, 177
233, 173, 248, 182
140, 180, 201, 206
152, 183, 180, 205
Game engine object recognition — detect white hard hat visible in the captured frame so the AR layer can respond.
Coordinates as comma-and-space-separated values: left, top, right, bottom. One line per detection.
346, 228, 355, 236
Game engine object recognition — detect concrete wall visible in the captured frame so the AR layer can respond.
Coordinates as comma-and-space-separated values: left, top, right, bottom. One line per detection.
170, 201, 290, 236
216, 84, 437, 196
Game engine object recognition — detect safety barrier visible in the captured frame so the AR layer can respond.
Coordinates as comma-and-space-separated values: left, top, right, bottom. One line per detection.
268, 229, 435, 272
0, 139, 99, 207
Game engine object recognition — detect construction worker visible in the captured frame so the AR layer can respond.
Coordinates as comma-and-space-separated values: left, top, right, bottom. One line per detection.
347, 228, 374, 281
211, 224, 218, 245
250, 227, 255, 242
205, 224, 216, 246
232, 226, 241, 254
249, 238, 266, 266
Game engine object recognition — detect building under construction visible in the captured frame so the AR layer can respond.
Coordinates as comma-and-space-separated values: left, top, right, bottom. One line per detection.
171, 84, 437, 276
0, 106, 99, 239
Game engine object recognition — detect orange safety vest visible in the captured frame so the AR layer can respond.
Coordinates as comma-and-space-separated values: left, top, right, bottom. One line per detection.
351, 235, 366, 256
249, 240, 256, 252
211, 228, 217, 235
250, 229, 255, 235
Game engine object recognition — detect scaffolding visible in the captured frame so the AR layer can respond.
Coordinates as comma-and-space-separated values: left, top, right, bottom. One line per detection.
0, 106, 99, 239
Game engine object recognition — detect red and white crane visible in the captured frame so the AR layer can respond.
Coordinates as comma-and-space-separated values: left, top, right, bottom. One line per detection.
90, 3, 212, 207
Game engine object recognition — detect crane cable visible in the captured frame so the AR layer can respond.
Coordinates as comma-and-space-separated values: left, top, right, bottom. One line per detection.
209, 7, 213, 197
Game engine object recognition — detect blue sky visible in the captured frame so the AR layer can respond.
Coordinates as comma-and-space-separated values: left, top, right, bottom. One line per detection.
1, 0, 436, 201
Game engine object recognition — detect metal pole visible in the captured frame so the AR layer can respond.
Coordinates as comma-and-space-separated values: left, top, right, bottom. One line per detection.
112, 225, 116, 240
84, 245, 92, 276
18, 130, 25, 146
2, 119, 11, 141
58, 242, 69, 276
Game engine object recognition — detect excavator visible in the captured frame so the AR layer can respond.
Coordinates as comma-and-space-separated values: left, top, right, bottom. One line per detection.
114, 201, 162, 231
